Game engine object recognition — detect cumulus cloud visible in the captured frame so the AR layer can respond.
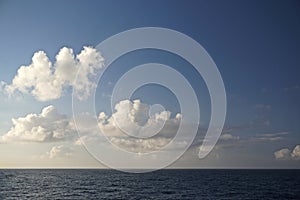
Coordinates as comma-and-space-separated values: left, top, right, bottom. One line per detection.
274, 145, 300, 160
274, 148, 291, 160
1, 99, 186, 153
98, 99, 181, 139
75, 99, 183, 153
291, 145, 300, 160
3, 46, 104, 101
47, 145, 73, 159
0, 105, 75, 143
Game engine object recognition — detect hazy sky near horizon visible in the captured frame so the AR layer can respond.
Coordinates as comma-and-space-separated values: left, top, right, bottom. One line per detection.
0, 0, 300, 169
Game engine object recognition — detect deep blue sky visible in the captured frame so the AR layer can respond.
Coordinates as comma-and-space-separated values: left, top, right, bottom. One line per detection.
0, 0, 299, 168
1, 0, 299, 127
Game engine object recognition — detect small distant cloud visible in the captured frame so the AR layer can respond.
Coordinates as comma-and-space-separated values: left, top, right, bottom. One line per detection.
220, 133, 240, 141
253, 104, 271, 110
274, 148, 291, 160
284, 85, 300, 92
291, 145, 300, 160
274, 145, 300, 160
46, 145, 73, 159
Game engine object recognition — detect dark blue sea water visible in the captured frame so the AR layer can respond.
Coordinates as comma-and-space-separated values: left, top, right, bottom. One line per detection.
0, 169, 300, 199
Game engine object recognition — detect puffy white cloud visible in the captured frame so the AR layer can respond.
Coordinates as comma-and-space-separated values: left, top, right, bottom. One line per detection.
274, 145, 300, 160
47, 145, 73, 159
4, 46, 104, 101
2, 99, 184, 153
274, 148, 291, 160
98, 99, 181, 138
1, 105, 75, 143
291, 145, 300, 160
75, 99, 183, 153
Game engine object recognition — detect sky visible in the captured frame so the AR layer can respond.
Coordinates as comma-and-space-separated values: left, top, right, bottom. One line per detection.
0, 0, 300, 169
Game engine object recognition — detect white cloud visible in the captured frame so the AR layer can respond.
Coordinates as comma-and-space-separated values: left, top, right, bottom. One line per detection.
257, 137, 283, 141
274, 148, 291, 160
2, 99, 185, 153
97, 99, 181, 139
47, 145, 73, 159
4, 46, 104, 101
220, 133, 240, 141
75, 99, 183, 153
109, 137, 172, 153
291, 145, 300, 160
256, 131, 289, 141
260, 132, 289, 137
0, 105, 75, 143
274, 145, 300, 160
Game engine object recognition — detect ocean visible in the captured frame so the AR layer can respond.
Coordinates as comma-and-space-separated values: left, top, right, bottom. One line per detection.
0, 169, 300, 199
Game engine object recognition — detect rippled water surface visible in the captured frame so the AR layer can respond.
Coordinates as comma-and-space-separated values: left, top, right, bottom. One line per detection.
0, 169, 300, 199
